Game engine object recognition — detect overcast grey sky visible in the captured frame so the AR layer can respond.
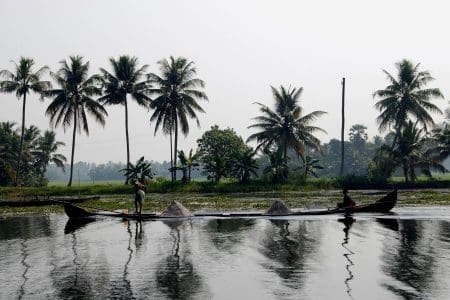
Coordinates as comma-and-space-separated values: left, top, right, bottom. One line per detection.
1, 0, 449, 163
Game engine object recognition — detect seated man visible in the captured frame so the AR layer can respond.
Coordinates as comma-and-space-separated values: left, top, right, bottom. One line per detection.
337, 188, 356, 208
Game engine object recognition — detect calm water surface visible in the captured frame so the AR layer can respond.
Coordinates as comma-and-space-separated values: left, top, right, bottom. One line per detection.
1, 207, 450, 299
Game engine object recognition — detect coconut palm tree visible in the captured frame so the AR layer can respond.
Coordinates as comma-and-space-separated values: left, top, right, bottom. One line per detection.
99, 55, 151, 184
149, 56, 208, 182
373, 59, 443, 146
44, 56, 107, 186
377, 121, 446, 183
247, 85, 326, 171
0, 57, 51, 185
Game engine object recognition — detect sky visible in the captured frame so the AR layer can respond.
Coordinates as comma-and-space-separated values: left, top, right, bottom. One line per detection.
1, 0, 449, 164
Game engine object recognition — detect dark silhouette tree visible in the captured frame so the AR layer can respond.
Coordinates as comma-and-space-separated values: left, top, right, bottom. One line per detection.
44, 56, 107, 186
99, 55, 151, 184
149, 56, 208, 181
373, 59, 443, 146
0, 57, 51, 185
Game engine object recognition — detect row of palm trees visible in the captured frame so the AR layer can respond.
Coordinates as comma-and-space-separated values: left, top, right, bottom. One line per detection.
1, 56, 447, 186
0, 55, 207, 186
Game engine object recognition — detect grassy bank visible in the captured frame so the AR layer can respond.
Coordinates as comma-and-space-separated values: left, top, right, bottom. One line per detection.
1, 189, 449, 216
1, 176, 449, 201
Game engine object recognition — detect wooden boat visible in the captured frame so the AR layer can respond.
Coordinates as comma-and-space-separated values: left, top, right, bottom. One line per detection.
0, 196, 100, 207
62, 190, 397, 220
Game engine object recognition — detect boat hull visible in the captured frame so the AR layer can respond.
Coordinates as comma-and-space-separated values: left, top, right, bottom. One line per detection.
62, 190, 398, 220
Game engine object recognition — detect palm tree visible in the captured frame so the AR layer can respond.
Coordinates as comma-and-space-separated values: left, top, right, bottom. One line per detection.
44, 56, 107, 186
99, 56, 151, 184
377, 121, 446, 183
149, 56, 208, 182
177, 149, 200, 183
0, 57, 51, 185
373, 59, 443, 146
247, 85, 326, 174
98, 55, 151, 184
32, 130, 66, 185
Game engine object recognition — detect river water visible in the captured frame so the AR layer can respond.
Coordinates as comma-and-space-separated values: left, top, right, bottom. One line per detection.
1, 207, 450, 299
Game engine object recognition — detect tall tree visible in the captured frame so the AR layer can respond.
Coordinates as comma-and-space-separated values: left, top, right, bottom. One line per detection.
99, 55, 151, 184
149, 56, 208, 181
247, 85, 326, 177
373, 59, 443, 146
0, 57, 51, 185
44, 56, 107, 186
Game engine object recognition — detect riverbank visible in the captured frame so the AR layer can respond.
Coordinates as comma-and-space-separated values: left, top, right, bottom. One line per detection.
1, 189, 449, 216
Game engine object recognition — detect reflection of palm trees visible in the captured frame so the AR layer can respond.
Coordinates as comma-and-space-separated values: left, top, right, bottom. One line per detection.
108, 221, 134, 299
381, 220, 437, 299
18, 239, 29, 300
259, 220, 321, 291
205, 219, 256, 251
156, 225, 203, 299
338, 217, 356, 300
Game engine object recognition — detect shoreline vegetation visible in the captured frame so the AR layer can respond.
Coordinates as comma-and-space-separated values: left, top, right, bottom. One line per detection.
1, 180, 450, 216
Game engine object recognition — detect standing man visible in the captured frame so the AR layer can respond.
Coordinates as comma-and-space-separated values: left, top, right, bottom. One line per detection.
134, 180, 146, 214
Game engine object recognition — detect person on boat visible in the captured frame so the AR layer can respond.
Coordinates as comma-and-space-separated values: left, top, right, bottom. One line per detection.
134, 180, 146, 214
337, 188, 356, 208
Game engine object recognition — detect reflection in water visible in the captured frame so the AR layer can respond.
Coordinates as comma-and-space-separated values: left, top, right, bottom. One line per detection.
376, 217, 399, 232
0, 215, 52, 240
64, 218, 96, 234
2, 213, 450, 299
50, 230, 95, 299
206, 219, 256, 251
338, 217, 355, 300
156, 223, 203, 299
134, 221, 144, 251
259, 220, 320, 292
382, 220, 437, 299
108, 221, 134, 299
18, 239, 29, 300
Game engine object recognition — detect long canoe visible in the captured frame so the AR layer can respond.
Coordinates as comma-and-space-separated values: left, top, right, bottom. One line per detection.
62, 190, 397, 220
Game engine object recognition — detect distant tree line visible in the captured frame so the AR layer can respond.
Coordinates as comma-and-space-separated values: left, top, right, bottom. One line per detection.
1, 56, 449, 187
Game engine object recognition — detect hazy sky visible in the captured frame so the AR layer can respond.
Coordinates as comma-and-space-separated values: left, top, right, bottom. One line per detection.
1, 0, 449, 163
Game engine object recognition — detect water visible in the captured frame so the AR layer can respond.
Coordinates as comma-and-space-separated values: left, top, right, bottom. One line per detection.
1, 208, 450, 299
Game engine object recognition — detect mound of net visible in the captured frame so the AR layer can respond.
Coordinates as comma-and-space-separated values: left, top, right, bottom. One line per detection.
161, 200, 193, 217
266, 200, 291, 215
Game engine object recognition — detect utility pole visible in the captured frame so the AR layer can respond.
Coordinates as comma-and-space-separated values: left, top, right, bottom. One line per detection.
340, 77, 345, 177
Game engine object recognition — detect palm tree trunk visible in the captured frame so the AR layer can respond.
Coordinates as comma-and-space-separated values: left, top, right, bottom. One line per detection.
402, 161, 408, 184
173, 116, 178, 181
68, 107, 77, 187
15, 94, 27, 186
340, 77, 345, 177
170, 130, 173, 182
124, 98, 130, 184
188, 166, 191, 182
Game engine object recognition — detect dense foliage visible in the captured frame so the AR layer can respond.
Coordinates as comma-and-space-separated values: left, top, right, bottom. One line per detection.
0, 122, 65, 186
1, 56, 449, 187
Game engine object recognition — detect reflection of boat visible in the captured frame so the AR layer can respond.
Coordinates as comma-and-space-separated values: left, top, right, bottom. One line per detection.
62, 190, 397, 220
64, 218, 97, 234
